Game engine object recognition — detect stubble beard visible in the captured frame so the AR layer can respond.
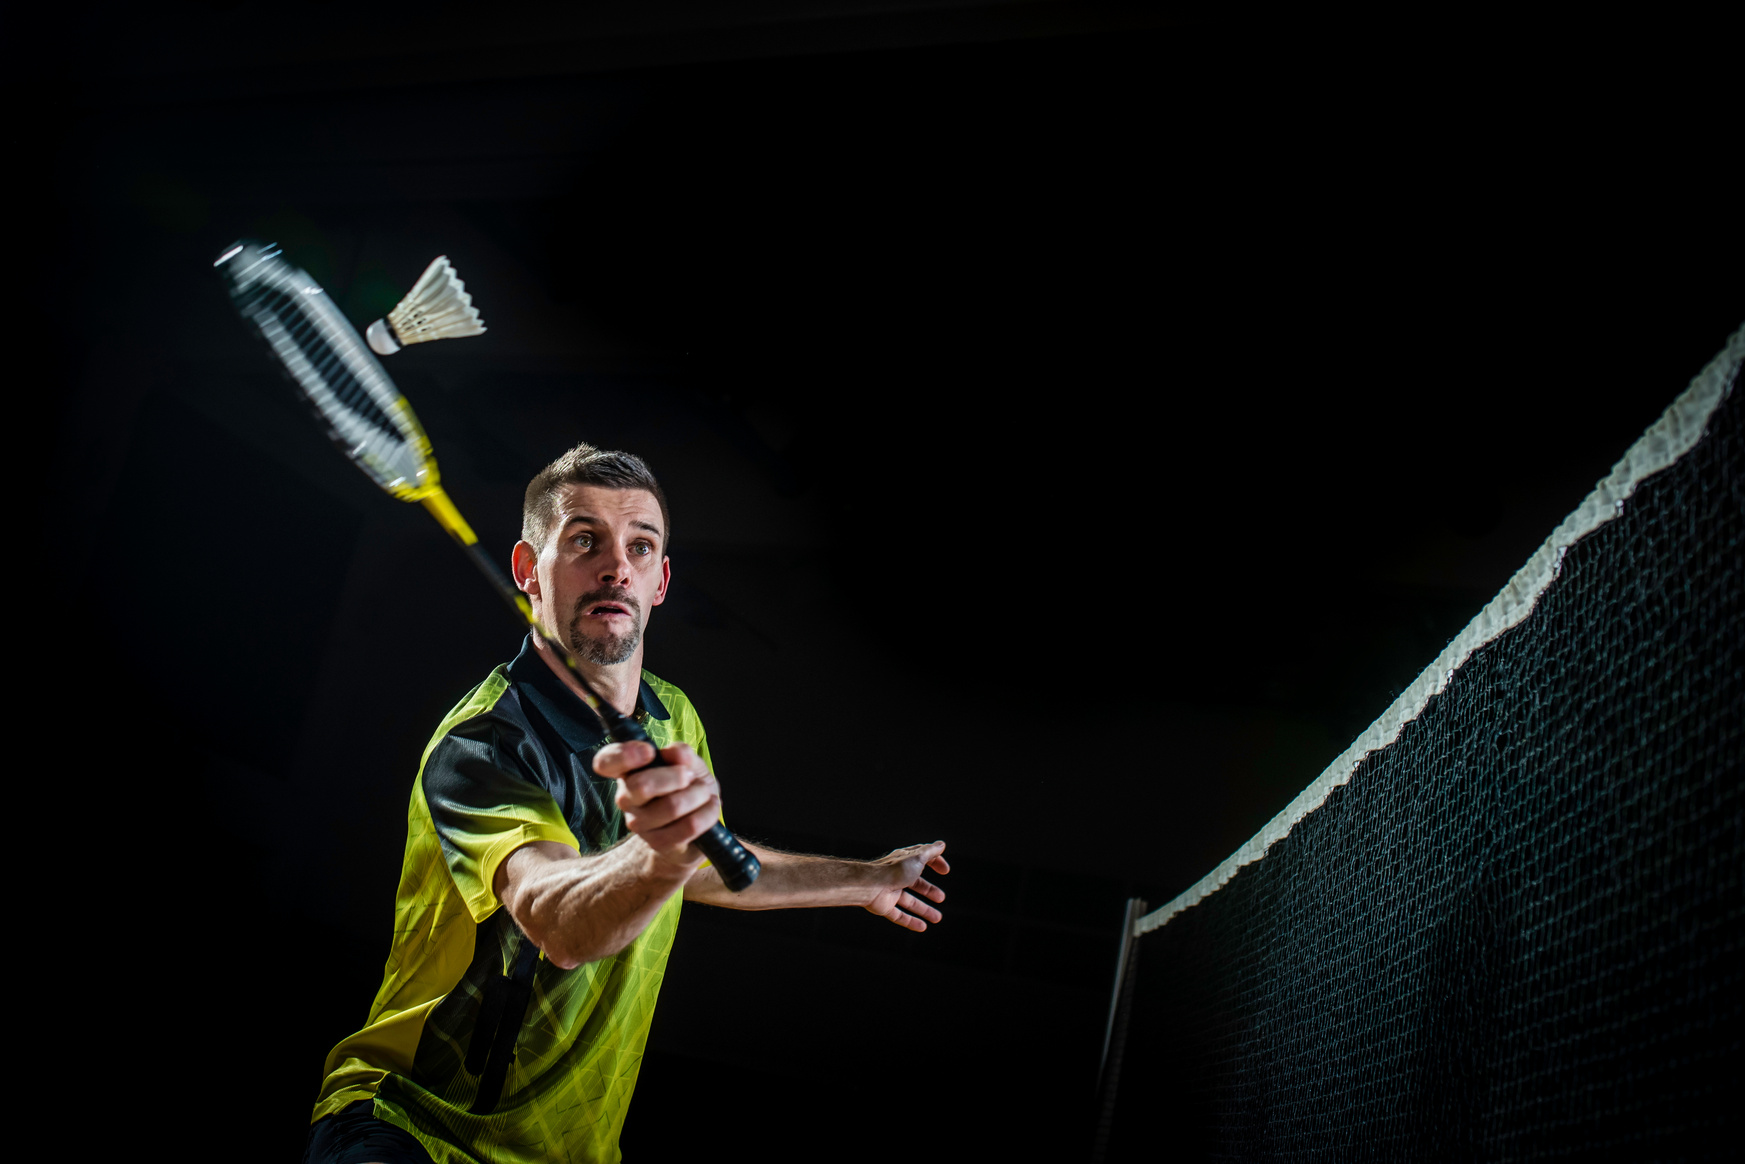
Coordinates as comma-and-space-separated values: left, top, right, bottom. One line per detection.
565, 588, 643, 666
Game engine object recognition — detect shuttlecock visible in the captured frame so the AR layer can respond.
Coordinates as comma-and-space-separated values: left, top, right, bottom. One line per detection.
366, 256, 487, 355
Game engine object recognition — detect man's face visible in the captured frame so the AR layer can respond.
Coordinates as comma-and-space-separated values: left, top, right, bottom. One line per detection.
517, 484, 670, 667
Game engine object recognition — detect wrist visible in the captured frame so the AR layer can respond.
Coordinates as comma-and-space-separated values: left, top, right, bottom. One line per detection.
853, 858, 897, 907
631, 834, 704, 884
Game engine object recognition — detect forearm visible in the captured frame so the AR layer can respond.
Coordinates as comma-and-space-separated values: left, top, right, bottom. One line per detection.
684, 843, 880, 909
508, 839, 694, 968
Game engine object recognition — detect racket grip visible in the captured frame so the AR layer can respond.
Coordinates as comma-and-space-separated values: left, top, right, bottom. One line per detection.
696, 822, 761, 893
605, 715, 760, 892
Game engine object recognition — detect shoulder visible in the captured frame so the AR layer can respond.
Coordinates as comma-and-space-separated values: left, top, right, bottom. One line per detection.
419, 668, 573, 833
419, 666, 543, 780
445, 666, 518, 728
642, 669, 708, 745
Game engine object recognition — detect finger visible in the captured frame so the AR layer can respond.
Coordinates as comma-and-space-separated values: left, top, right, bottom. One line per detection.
897, 892, 942, 924
894, 841, 948, 875
881, 906, 926, 932
657, 741, 699, 770
615, 763, 714, 810
623, 781, 718, 833
910, 877, 945, 904
592, 740, 658, 779
636, 796, 721, 855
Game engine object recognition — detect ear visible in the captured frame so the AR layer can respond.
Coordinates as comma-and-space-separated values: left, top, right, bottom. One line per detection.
511, 541, 540, 597
651, 556, 671, 607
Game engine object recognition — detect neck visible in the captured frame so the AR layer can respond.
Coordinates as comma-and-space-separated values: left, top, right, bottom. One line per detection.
531, 631, 644, 718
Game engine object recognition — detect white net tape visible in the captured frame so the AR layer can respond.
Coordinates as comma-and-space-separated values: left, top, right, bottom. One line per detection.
1136, 322, 1745, 938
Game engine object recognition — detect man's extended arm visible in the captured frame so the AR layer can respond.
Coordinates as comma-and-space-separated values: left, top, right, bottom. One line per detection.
684, 840, 950, 932
495, 738, 951, 961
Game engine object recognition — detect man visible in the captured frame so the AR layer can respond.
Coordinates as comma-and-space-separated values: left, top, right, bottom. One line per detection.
305, 443, 949, 1164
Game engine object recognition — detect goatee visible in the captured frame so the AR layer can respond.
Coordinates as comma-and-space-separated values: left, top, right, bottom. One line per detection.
567, 588, 643, 666
571, 626, 641, 666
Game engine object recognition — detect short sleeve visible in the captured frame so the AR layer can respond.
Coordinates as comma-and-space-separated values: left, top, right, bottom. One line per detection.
420, 724, 581, 923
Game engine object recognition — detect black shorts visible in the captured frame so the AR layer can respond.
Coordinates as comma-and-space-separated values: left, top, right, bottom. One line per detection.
303, 1100, 435, 1164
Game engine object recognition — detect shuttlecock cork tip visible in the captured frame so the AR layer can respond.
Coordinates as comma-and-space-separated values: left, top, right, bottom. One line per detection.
366, 318, 402, 356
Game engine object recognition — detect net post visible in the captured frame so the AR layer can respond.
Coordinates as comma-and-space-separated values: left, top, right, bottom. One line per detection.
1092, 896, 1145, 1162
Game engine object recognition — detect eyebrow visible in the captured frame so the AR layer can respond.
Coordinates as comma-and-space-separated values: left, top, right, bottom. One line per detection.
561, 514, 664, 540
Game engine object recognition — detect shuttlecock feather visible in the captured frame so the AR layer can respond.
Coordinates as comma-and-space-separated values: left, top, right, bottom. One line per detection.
366, 256, 487, 355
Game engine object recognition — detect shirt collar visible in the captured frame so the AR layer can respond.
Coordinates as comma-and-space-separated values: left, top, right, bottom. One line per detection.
507, 635, 670, 754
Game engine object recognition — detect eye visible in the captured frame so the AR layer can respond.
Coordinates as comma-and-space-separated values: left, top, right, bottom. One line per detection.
630, 541, 653, 557
573, 532, 595, 551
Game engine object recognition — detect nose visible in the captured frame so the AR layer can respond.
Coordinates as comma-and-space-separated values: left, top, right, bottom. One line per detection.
598, 541, 635, 587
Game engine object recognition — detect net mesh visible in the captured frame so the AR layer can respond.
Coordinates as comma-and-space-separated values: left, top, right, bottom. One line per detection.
1111, 364, 1743, 1159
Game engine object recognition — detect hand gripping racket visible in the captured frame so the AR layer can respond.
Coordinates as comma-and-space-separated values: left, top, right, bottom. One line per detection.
215, 240, 760, 891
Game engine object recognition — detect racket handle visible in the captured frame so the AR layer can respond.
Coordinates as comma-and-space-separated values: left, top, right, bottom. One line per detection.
604, 716, 760, 892
696, 822, 761, 893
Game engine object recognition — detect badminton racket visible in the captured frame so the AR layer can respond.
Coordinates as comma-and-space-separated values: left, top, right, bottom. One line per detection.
214, 240, 760, 891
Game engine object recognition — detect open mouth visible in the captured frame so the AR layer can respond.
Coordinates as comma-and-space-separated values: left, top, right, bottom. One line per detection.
575, 588, 639, 628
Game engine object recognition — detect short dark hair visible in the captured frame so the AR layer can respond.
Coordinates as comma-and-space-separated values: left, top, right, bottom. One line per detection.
522, 443, 671, 553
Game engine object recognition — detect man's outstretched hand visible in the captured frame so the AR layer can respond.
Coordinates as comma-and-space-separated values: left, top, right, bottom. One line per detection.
864, 841, 950, 931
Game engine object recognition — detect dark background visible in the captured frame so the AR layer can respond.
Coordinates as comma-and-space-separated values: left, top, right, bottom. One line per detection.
14, 3, 1739, 1159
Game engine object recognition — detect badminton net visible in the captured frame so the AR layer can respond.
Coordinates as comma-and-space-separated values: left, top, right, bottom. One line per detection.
1100, 325, 1744, 1160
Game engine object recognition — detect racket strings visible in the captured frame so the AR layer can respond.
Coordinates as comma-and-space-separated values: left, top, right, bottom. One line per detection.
251, 282, 406, 443
242, 264, 434, 494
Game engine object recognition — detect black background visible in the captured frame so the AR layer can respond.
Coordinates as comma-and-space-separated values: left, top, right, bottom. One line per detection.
14, 3, 1740, 1160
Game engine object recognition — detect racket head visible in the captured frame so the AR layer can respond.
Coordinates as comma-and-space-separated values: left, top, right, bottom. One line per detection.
216, 240, 441, 501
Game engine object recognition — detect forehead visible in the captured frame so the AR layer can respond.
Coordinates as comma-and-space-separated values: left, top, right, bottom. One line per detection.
551, 484, 664, 535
